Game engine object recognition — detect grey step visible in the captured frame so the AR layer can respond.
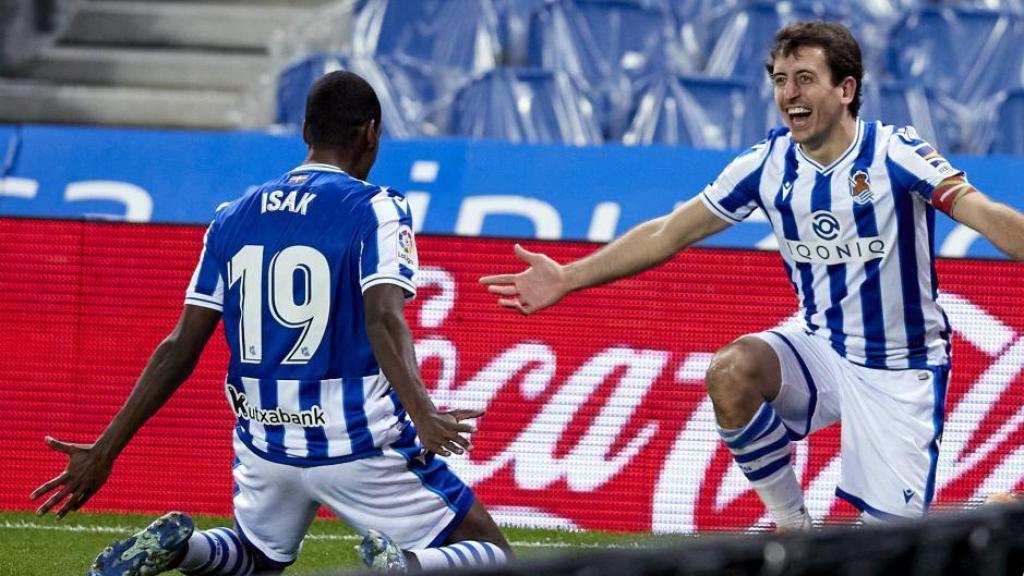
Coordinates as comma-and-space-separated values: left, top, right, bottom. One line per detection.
63, 1, 313, 51
90, 0, 337, 4
0, 80, 243, 129
22, 46, 268, 90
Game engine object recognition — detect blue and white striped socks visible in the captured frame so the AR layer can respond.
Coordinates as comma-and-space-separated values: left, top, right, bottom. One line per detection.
178, 527, 255, 576
718, 402, 809, 530
410, 540, 507, 571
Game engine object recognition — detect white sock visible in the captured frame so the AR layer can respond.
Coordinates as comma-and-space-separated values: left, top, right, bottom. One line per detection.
179, 527, 255, 576
410, 541, 507, 571
718, 402, 808, 529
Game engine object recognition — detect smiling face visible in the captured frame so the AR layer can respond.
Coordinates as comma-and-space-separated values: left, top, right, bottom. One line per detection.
771, 46, 856, 151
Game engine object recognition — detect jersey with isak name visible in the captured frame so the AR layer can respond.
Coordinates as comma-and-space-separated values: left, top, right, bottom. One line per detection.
700, 120, 961, 370
184, 163, 418, 466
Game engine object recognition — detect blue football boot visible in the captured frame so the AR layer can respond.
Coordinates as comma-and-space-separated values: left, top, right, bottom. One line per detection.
88, 511, 193, 576
358, 529, 408, 573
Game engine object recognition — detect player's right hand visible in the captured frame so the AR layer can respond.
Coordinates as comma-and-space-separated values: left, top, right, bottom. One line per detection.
479, 244, 568, 315
414, 409, 485, 457
30, 436, 113, 520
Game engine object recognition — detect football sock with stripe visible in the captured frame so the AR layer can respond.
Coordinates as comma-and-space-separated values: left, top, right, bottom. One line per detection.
718, 402, 809, 530
178, 527, 255, 576
409, 540, 507, 571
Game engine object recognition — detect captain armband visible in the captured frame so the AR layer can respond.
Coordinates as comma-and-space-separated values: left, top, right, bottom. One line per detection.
931, 174, 978, 218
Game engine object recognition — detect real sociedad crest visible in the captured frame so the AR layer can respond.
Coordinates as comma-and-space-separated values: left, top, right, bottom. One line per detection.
849, 170, 873, 205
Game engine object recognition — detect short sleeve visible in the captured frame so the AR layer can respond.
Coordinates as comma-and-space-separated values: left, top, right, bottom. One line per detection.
360, 187, 418, 299
700, 140, 771, 223
887, 126, 964, 202
185, 221, 225, 311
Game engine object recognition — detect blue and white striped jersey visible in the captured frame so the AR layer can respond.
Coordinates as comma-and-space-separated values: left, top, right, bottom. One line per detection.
184, 163, 417, 465
701, 120, 961, 369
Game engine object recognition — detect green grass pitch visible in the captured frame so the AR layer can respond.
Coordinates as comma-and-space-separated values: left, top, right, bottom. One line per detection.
0, 510, 685, 575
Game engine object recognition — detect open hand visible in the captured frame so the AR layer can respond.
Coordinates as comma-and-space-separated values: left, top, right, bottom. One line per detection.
30, 436, 113, 519
479, 244, 568, 315
414, 409, 485, 457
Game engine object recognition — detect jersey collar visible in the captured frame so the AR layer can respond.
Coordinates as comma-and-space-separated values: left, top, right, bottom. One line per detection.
795, 119, 863, 174
290, 162, 346, 174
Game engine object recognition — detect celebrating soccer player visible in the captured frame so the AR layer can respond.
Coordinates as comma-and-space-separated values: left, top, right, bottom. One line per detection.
482, 21, 1024, 529
32, 71, 511, 575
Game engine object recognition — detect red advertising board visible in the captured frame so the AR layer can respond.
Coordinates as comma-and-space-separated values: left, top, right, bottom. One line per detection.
2, 218, 1023, 532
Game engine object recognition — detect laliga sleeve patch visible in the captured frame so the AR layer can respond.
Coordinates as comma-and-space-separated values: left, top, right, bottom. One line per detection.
913, 143, 958, 177
397, 225, 417, 267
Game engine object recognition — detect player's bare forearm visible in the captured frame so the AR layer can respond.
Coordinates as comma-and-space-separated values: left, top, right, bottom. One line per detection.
364, 284, 481, 456
565, 197, 730, 291
32, 305, 219, 517
364, 289, 435, 419
95, 330, 208, 458
93, 305, 220, 459
481, 198, 730, 315
953, 193, 1024, 261
979, 203, 1024, 261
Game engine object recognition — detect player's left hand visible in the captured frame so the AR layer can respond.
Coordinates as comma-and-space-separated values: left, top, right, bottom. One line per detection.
415, 409, 485, 457
30, 436, 113, 520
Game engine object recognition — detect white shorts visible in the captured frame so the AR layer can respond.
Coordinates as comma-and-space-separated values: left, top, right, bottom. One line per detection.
753, 328, 949, 519
230, 426, 475, 565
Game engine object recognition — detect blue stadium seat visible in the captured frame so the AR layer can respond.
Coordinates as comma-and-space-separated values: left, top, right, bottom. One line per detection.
526, 0, 695, 138
447, 68, 604, 145
275, 53, 422, 139
988, 89, 1024, 155
351, 0, 501, 77
666, 0, 742, 68
493, 0, 551, 65
527, 0, 694, 82
622, 74, 764, 148
887, 7, 1024, 104
859, 80, 969, 153
704, 1, 859, 80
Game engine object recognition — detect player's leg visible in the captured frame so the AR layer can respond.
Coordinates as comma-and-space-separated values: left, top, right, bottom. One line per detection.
400, 499, 512, 571
706, 329, 841, 529
87, 509, 283, 576
176, 525, 264, 576
175, 440, 320, 575
835, 363, 949, 520
312, 427, 510, 572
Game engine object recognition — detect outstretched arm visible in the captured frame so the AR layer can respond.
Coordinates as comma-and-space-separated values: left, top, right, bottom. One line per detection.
479, 197, 731, 314
950, 189, 1024, 261
30, 304, 221, 518
364, 284, 482, 457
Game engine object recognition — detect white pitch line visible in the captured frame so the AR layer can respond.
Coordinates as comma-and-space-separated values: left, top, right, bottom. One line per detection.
0, 521, 639, 550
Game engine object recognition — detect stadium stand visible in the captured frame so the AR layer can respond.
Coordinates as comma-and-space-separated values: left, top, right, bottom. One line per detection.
351, 0, 500, 76
494, 0, 559, 66
525, 0, 695, 138
621, 74, 763, 148
886, 6, 1024, 106
988, 88, 1024, 155
0, 0, 77, 73
263, 0, 1024, 153
0, 0, 343, 128
447, 67, 604, 145
3, 0, 1024, 152
858, 79, 969, 154
348, 0, 502, 133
